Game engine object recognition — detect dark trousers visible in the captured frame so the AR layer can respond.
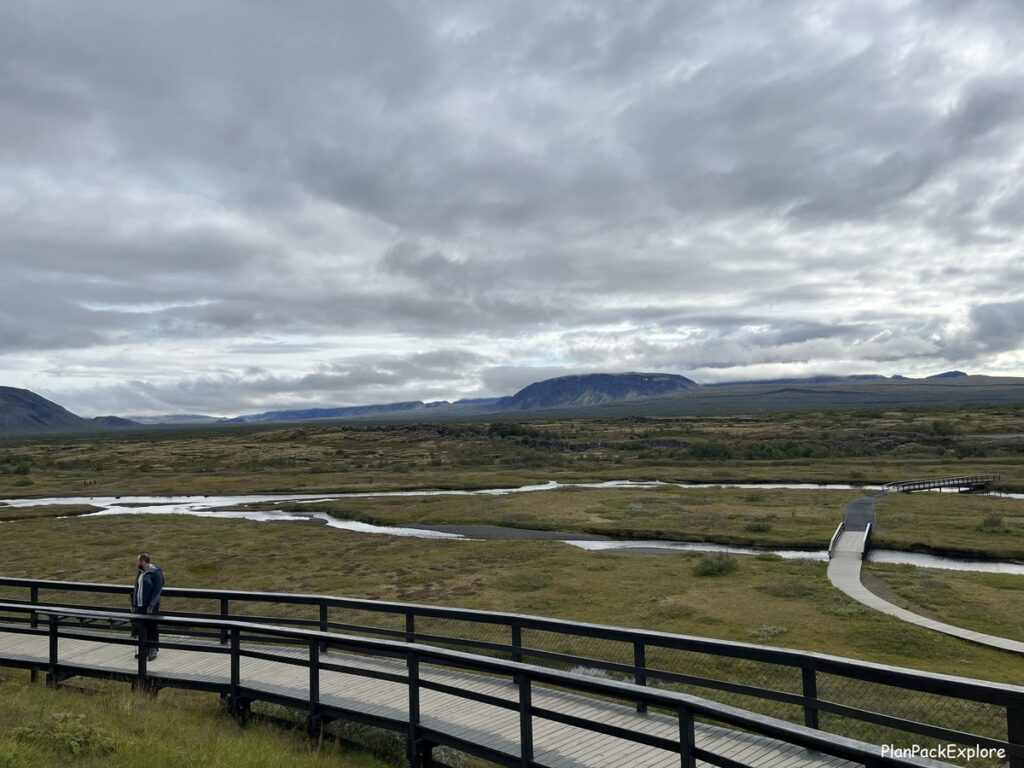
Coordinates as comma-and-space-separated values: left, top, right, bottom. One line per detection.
132, 607, 160, 649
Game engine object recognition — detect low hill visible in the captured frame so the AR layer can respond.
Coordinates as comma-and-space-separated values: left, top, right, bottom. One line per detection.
228, 400, 433, 423
0, 387, 91, 431
92, 416, 142, 428
496, 372, 698, 410
128, 414, 222, 425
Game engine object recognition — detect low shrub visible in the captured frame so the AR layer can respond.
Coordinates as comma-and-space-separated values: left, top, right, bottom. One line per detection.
692, 553, 738, 577
977, 512, 1005, 533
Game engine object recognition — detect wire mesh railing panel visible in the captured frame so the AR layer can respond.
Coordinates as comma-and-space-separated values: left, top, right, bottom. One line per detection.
644, 645, 804, 723
328, 606, 406, 640
412, 615, 509, 656
519, 628, 635, 678
161, 595, 221, 620
819, 712, 1005, 768
229, 598, 319, 625
35, 587, 126, 611
0, 608, 33, 628
0, 584, 30, 603
817, 672, 1008, 765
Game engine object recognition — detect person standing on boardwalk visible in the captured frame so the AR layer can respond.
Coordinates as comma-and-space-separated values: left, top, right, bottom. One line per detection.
131, 553, 164, 660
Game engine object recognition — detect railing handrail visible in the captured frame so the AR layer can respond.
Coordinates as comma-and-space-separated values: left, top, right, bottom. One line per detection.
883, 475, 999, 492
0, 600, 951, 768
828, 521, 845, 557
3, 575, 1022, 705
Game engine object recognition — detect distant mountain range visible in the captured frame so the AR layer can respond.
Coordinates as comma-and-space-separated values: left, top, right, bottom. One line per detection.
226, 372, 698, 423
0, 387, 140, 432
4, 369, 1023, 433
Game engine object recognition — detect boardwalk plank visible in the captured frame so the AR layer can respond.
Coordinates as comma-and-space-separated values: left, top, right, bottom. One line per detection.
0, 627, 867, 768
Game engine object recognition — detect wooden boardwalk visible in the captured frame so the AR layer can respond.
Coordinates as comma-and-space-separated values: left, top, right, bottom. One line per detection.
0, 625, 860, 768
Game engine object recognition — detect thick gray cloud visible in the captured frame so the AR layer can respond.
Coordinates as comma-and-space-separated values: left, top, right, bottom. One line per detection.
2, 1, 1024, 415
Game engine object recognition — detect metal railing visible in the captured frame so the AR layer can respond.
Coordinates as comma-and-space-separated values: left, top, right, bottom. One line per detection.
0, 576, 1022, 767
828, 522, 845, 558
883, 476, 999, 493
0, 600, 969, 768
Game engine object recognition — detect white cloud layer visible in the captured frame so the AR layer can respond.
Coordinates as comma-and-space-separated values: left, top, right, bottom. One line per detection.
2, 1, 1024, 415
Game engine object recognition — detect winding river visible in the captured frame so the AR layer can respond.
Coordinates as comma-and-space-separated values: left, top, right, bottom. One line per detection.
4, 481, 1023, 574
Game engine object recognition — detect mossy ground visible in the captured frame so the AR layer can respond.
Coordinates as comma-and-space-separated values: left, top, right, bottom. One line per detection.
0, 670, 388, 768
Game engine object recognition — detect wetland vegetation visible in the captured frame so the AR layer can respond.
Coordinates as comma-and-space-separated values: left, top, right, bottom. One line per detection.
3, 406, 1024, 765
3, 406, 1024, 499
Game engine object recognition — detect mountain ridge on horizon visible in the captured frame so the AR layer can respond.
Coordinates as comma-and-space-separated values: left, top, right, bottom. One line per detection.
0, 369, 1008, 432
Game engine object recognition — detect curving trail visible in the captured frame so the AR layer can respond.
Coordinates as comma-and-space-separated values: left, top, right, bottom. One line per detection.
826, 492, 1024, 654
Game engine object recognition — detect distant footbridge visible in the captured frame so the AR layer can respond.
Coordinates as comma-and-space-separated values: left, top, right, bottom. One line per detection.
882, 474, 1000, 494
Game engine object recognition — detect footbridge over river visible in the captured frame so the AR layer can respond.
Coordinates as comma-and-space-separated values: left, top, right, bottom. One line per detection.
2, 577, 1023, 768
882, 475, 1000, 494
827, 475, 1024, 656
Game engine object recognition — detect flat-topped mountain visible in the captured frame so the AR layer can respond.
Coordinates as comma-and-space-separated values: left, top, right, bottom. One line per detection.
496, 372, 698, 411
0, 386, 90, 431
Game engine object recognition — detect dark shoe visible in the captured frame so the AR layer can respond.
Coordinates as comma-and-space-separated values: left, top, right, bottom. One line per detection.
147, 651, 158, 661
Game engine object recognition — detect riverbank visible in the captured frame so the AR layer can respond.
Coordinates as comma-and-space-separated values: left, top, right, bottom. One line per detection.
2, 511, 1022, 685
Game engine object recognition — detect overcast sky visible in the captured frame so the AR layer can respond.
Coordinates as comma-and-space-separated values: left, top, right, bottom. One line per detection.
3, 1, 1024, 416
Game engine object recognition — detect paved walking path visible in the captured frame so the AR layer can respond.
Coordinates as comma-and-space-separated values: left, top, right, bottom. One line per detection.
826, 493, 1024, 655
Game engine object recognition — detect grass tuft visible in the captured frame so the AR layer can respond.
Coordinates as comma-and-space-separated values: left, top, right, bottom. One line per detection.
693, 552, 739, 577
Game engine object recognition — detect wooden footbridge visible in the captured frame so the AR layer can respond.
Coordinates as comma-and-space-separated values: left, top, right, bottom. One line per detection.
882, 475, 999, 494
2, 578, 1023, 767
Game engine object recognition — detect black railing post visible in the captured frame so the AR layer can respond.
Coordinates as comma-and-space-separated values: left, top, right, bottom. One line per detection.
634, 640, 648, 714
1009, 703, 1024, 768
230, 626, 240, 713
30, 587, 40, 683
511, 622, 523, 662
219, 598, 229, 645
408, 651, 423, 768
518, 672, 533, 767
46, 614, 59, 688
308, 640, 321, 742
678, 706, 696, 768
405, 609, 416, 643
802, 664, 819, 729
319, 602, 328, 653
136, 620, 148, 684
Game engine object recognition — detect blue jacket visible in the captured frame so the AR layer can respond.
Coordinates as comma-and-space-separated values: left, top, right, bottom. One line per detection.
132, 564, 164, 613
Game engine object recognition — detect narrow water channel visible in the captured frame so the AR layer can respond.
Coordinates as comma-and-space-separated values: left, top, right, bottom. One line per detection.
4, 482, 1022, 574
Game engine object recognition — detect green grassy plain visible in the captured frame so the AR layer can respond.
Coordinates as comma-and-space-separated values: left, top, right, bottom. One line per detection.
1, 513, 1022, 686
865, 564, 1024, 643
2, 406, 1024, 498
0, 504, 101, 522
272, 486, 860, 548
872, 492, 1024, 559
